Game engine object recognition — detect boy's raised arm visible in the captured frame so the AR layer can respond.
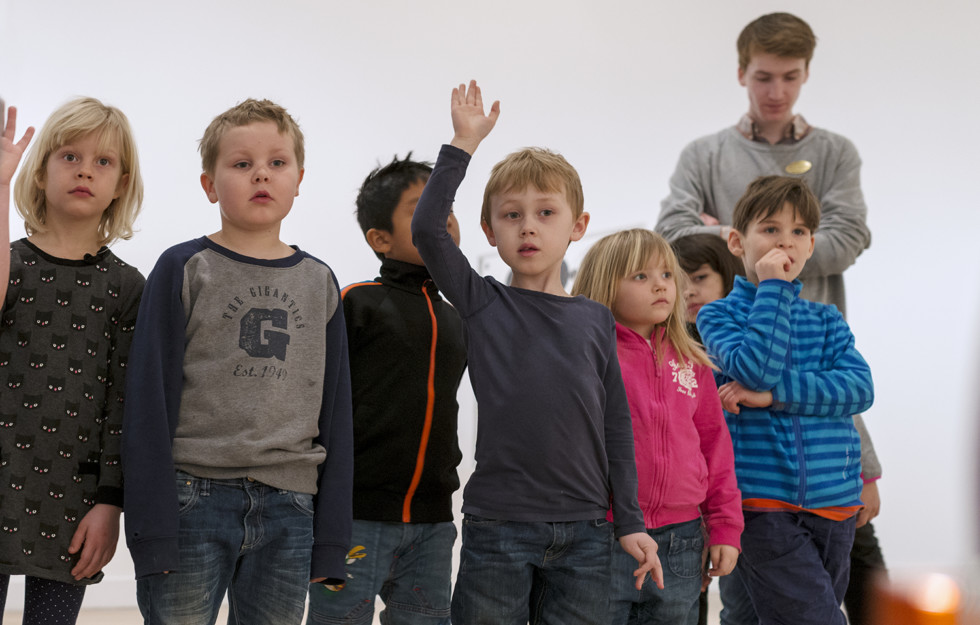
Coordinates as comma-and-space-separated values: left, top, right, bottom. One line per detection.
449, 80, 500, 156
0, 103, 36, 305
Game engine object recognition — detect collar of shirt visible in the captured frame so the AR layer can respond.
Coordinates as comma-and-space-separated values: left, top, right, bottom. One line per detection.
736, 113, 811, 144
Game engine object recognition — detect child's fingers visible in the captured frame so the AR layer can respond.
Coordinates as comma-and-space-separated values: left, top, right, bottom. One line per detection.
17, 126, 34, 150
71, 535, 114, 580
639, 556, 665, 590
70, 541, 98, 579
67, 523, 85, 555
488, 101, 501, 124
2, 105, 12, 138
632, 559, 654, 590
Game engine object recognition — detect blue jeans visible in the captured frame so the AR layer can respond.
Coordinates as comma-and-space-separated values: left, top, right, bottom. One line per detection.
136, 471, 314, 625
609, 518, 704, 625
452, 515, 613, 625
737, 511, 855, 625
306, 519, 456, 625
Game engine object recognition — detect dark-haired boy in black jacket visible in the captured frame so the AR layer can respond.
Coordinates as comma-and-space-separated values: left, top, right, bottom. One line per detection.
306, 154, 466, 625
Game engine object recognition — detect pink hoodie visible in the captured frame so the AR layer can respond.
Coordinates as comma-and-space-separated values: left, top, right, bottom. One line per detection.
611, 323, 743, 550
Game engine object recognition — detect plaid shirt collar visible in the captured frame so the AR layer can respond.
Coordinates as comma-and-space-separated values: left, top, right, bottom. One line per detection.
736, 113, 811, 144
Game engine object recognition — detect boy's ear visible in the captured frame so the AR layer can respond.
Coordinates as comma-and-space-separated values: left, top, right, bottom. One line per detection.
569, 212, 590, 242
365, 228, 392, 255
295, 168, 305, 197
727, 229, 745, 257
200, 173, 219, 204
481, 220, 497, 247
738, 66, 746, 86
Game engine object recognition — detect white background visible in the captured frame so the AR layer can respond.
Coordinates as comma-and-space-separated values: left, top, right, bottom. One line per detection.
2, 0, 979, 608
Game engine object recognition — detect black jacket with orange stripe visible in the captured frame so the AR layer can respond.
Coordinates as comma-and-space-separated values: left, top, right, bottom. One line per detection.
342, 258, 467, 523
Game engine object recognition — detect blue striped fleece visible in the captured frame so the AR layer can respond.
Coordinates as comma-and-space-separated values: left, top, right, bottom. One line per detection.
697, 276, 874, 509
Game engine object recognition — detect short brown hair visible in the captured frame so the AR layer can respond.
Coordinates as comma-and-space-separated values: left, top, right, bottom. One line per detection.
732, 175, 820, 234
199, 98, 304, 176
737, 12, 817, 71
481, 148, 583, 227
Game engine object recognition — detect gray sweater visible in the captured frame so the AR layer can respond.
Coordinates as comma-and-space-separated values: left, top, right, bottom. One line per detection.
656, 125, 871, 317
122, 238, 353, 580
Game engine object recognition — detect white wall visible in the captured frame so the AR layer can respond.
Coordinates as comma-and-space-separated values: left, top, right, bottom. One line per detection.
2, 0, 979, 608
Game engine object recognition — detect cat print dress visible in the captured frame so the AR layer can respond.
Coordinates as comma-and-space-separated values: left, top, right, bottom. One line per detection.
0, 239, 143, 584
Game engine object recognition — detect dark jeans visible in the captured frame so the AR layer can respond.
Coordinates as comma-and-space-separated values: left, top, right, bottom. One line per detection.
719, 520, 887, 625
452, 515, 613, 625
608, 519, 703, 625
738, 511, 855, 625
307, 520, 456, 625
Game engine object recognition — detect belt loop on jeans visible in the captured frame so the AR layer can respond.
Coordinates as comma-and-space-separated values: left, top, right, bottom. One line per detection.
200, 477, 211, 497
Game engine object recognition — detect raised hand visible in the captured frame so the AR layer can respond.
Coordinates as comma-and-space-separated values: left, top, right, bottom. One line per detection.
1, 103, 35, 187
2, 102, 35, 303
449, 80, 500, 156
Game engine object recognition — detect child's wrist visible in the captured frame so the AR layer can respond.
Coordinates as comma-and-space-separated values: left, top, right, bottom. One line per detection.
449, 135, 480, 155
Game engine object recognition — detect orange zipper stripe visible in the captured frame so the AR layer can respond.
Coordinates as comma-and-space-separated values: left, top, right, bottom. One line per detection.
402, 283, 438, 522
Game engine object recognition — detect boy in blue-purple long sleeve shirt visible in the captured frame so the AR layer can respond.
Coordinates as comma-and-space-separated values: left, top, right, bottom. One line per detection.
412, 81, 663, 625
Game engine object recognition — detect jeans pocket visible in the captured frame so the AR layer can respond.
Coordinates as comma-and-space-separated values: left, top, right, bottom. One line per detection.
463, 514, 504, 527
666, 529, 704, 579
175, 472, 200, 514
288, 490, 314, 517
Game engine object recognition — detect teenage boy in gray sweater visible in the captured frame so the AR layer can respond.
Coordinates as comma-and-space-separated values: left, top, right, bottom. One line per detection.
656, 13, 884, 625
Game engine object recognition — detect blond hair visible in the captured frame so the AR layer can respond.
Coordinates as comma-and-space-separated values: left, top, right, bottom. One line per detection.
13, 97, 143, 246
481, 147, 583, 227
572, 229, 712, 368
737, 12, 817, 71
199, 98, 304, 176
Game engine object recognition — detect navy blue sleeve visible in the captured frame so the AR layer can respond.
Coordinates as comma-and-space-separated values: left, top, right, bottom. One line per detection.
601, 321, 645, 538
311, 270, 354, 581
121, 244, 193, 578
411, 144, 495, 317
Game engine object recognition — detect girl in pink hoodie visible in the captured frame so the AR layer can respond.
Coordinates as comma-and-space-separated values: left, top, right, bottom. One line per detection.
573, 229, 742, 625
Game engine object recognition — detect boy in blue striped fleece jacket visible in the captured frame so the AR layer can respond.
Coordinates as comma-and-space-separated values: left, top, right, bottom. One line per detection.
696, 175, 873, 625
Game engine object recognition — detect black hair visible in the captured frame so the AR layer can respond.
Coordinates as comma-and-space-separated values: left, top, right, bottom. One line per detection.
355, 153, 432, 260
